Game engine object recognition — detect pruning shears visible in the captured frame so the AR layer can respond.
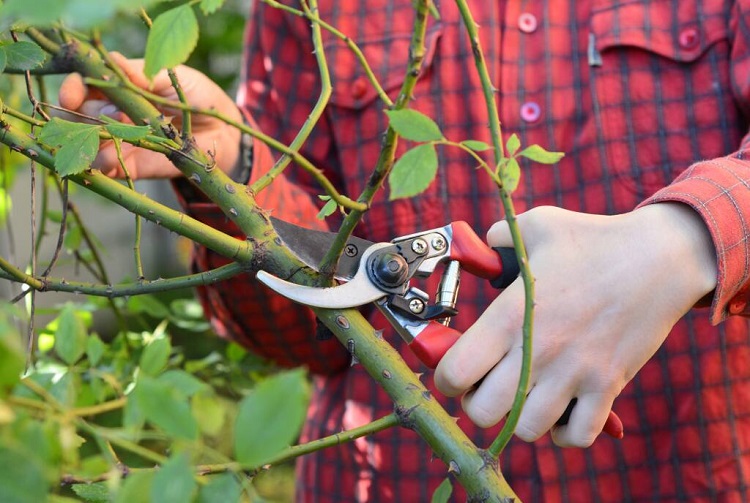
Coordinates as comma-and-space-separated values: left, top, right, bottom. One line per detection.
257, 218, 624, 439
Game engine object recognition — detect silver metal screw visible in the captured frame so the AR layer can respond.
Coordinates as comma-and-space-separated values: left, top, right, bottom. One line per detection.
431, 236, 446, 251
411, 238, 428, 255
409, 298, 425, 314
344, 244, 358, 257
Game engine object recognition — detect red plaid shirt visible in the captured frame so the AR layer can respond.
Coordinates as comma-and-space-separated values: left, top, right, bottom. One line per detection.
175, 1, 750, 501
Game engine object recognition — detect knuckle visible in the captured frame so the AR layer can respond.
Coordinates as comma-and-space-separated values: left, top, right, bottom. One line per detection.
464, 399, 502, 429
434, 365, 472, 397
514, 422, 545, 442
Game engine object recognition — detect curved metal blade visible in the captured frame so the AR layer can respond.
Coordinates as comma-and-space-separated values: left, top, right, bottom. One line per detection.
270, 217, 375, 280
256, 242, 391, 308
256, 269, 385, 308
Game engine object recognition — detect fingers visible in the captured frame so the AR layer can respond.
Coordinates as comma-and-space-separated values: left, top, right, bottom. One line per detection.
459, 347, 525, 428
551, 393, 616, 447
434, 280, 524, 397
487, 219, 512, 247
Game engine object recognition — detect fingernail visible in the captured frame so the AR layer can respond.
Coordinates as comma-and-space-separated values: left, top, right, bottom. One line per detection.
100, 104, 119, 118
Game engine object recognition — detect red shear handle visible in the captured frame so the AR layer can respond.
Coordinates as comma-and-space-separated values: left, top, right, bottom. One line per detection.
409, 322, 462, 369
449, 221, 503, 279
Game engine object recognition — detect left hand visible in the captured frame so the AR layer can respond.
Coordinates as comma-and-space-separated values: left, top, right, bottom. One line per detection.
434, 203, 717, 447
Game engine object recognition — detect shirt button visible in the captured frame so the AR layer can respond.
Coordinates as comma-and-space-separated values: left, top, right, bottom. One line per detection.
518, 13, 538, 34
729, 297, 747, 314
352, 77, 368, 100
520, 101, 541, 122
678, 27, 700, 50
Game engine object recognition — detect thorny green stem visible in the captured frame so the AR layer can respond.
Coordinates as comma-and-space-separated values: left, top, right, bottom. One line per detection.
0, 262, 244, 297
80, 76, 366, 213
251, 0, 333, 195
197, 413, 400, 476
453, 0, 535, 458
317, 0, 433, 277
113, 139, 145, 279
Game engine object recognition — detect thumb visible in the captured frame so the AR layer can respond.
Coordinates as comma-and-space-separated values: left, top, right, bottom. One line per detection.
487, 219, 513, 247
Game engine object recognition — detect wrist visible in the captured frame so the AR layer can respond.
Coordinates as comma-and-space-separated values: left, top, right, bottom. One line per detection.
631, 203, 717, 308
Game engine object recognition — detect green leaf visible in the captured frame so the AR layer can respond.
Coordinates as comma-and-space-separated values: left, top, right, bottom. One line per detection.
0, 445, 49, 503
86, 335, 105, 367
200, 0, 226, 15
506, 133, 521, 156
55, 305, 88, 365
197, 473, 242, 503
139, 337, 171, 376
114, 470, 154, 503
518, 144, 565, 164
151, 453, 197, 503
158, 370, 209, 398
0, 187, 10, 229
192, 391, 225, 436
72, 482, 110, 503
388, 143, 439, 200
0, 48, 7, 74
135, 376, 199, 440
1, 41, 46, 70
500, 157, 521, 192
104, 123, 151, 142
316, 198, 337, 220
460, 140, 492, 152
431, 478, 453, 503
234, 369, 310, 467
0, 308, 23, 391
64, 223, 82, 252
0, 0, 66, 27
39, 118, 100, 177
144, 5, 199, 80
127, 294, 170, 319
385, 109, 444, 142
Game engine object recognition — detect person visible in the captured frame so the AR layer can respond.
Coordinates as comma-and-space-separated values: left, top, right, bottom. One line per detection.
60, 1, 750, 501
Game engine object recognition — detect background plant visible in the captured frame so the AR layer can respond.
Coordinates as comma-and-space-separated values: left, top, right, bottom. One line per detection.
0, 0, 563, 501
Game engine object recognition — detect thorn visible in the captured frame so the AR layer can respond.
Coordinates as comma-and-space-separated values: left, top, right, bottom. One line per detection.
448, 460, 461, 475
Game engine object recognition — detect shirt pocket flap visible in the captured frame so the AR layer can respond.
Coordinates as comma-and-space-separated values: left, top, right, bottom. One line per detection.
591, 1, 728, 63
326, 25, 442, 110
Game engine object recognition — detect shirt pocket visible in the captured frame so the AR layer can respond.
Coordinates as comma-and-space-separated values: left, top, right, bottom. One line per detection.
589, 0, 732, 197
323, 23, 445, 242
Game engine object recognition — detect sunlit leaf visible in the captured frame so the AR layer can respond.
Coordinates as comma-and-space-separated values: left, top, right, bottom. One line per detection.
506, 133, 521, 156
388, 143, 438, 200
500, 157, 521, 192
151, 453, 197, 503
144, 5, 199, 79
0, 187, 11, 229
431, 478, 453, 503
385, 109, 444, 142
200, 0, 226, 15
460, 140, 492, 152
39, 118, 100, 177
234, 369, 310, 467
518, 144, 564, 164
316, 198, 337, 220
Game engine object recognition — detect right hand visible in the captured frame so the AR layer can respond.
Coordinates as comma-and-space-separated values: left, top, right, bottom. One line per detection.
58, 53, 243, 179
